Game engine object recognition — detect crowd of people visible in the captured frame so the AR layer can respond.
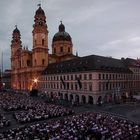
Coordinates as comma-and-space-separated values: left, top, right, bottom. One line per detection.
0, 92, 139, 139
0, 112, 139, 139
0, 115, 10, 129
14, 103, 73, 123
0, 93, 33, 111
0, 92, 73, 123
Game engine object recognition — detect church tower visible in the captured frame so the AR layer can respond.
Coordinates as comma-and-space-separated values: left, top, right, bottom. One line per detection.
32, 4, 49, 67
11, 26, 22, 89
11, 26, 22, 70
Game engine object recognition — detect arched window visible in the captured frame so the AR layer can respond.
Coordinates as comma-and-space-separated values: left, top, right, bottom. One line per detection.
60, 47, 63, 53
27, 60, 30, 67
42, 39, 44, 45
42, 59, 45, 65
68, 47, 70, 52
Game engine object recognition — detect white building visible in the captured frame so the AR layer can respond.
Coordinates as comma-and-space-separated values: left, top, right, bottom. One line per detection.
39, 55, 135, 104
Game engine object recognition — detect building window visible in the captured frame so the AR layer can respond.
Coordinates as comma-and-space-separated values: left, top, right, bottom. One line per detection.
67, 82, 69, 89
42, 39, 44, 45
75, 83, 78, 90
54, 48, 56, 53
60, 47, 63, 52
103, 74, 105, 80
109, 74, 111, 80
89, 74, 92, 80
84, 82, 87, 90
113, 74, 114, 80
67, 75, 69, 80
34, 59, 37, 66
116, 74, 118, 79
71, 83, 73, 90
71, 75, 73, 80
84, 74, 87, 80
35, 40, 36, 45
75, 75, 77, 80
27, 60, 30, 67
60, 83, 62, 89
99, 74, 101, 80
68, 47, 70, 53
42, 59, 45, 65
106, 74, 108, 80
99, 83, 101, 91
89, 83, 92, 91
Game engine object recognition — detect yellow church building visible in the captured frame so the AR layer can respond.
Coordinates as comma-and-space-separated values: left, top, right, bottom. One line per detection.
11, 5, 77, 90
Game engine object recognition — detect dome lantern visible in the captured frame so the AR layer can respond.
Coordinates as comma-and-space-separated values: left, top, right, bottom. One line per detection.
53, 21, 71, 42
13, 25, 20, 34
59, 21, 65, 32
35, 3, 45, 16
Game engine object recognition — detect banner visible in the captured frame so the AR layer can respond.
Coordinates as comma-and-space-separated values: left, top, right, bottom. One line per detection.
76, 76, 82, 89
60, 76, 66, 89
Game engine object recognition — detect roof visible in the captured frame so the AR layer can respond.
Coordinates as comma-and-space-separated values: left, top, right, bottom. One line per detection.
122, 58, 140, 68
13, 26, 20, 34
53, 32, 71, 42
49, 53, 77, 59
35, 6, 45, 16
52, 22, 71, 42
43, 54, 132, 74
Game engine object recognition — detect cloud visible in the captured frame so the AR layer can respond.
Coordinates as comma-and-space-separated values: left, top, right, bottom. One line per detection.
1, 0, 140, 70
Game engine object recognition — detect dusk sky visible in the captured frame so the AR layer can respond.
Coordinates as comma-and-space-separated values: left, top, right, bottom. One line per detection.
0, 0, 140, 70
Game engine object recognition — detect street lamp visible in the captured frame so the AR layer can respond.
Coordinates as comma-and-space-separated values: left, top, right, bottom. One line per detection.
2, 83, 5, 88
30, 78, 39, 97
32, 78, 38, 89
33, 78, 38, 84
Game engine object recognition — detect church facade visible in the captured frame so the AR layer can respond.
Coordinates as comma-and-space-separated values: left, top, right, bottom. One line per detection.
11, 6, 77, 90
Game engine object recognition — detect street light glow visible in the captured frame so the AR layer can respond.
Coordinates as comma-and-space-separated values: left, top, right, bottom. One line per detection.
33, 78, 38, 83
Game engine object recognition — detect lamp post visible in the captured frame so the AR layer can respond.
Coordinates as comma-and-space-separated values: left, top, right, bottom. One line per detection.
33, 78, 38, 89
33, 78, 38, 84
30, 78, 39, 97
2, 83, 5, 89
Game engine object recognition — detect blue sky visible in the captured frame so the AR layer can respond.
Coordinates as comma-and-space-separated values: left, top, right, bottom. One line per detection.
0, 0, 140, 70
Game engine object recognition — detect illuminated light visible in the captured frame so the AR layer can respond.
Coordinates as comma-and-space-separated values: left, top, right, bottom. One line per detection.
33, 78, 38, 83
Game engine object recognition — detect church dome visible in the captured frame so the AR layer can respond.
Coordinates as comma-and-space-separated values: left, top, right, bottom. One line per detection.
35, 6, 45, 16
53, 22, 72, 42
